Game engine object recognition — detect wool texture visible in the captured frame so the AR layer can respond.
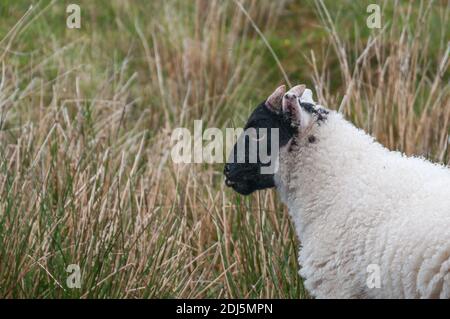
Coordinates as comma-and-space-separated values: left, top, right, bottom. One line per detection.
275, 110, 450, 298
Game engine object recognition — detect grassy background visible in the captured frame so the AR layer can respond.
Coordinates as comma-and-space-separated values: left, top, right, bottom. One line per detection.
0, 0, 448, 298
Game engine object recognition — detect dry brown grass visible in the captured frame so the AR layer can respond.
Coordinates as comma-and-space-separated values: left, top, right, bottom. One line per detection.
0, 0, 448, 298
312, 0, 449, 163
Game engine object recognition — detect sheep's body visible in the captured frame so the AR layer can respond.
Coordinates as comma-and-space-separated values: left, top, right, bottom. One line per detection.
275, 110, 450, 298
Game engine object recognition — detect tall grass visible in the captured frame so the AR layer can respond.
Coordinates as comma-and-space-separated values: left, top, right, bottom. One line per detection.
311, 0, 449, 162
0, 0, 448, 298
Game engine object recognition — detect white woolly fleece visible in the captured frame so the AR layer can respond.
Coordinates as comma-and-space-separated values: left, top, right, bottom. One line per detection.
275, 110, 450, 299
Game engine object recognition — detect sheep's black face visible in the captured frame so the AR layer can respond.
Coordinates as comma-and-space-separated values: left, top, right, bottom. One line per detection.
224, 101, 295, 195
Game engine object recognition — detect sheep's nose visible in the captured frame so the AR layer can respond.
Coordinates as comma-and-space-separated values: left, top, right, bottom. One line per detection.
224, 164, 230, 176
224, 165, 236, 187
225, 178, 235, 187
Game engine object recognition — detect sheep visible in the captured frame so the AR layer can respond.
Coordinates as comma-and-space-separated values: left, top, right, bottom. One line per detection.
224, 85, 450, 299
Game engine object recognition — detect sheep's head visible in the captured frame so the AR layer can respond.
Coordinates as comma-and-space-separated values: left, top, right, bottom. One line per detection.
224, 84, 322, 195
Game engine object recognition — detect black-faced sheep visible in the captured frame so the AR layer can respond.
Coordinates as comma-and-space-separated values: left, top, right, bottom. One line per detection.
224, 85, 450, 298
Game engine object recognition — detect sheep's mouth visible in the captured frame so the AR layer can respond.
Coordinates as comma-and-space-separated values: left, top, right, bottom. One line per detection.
224, 168, 275, 195
225, 179, 254, 195
224, 165, 260, 195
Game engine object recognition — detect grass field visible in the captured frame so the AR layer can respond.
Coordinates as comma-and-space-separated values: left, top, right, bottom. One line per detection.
0, 0, 448, 298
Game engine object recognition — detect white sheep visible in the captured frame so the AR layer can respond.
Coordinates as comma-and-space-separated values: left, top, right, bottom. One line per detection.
275, 87, 450, 298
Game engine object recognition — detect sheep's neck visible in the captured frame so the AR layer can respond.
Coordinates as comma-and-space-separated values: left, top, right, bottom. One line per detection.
276, 111, 382, 242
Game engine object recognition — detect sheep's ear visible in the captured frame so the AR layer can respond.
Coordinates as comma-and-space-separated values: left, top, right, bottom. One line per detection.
288, 84, 306, 97
282, 88, 312, 129
282, 85, 306, 120
265, 85, 286, 113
